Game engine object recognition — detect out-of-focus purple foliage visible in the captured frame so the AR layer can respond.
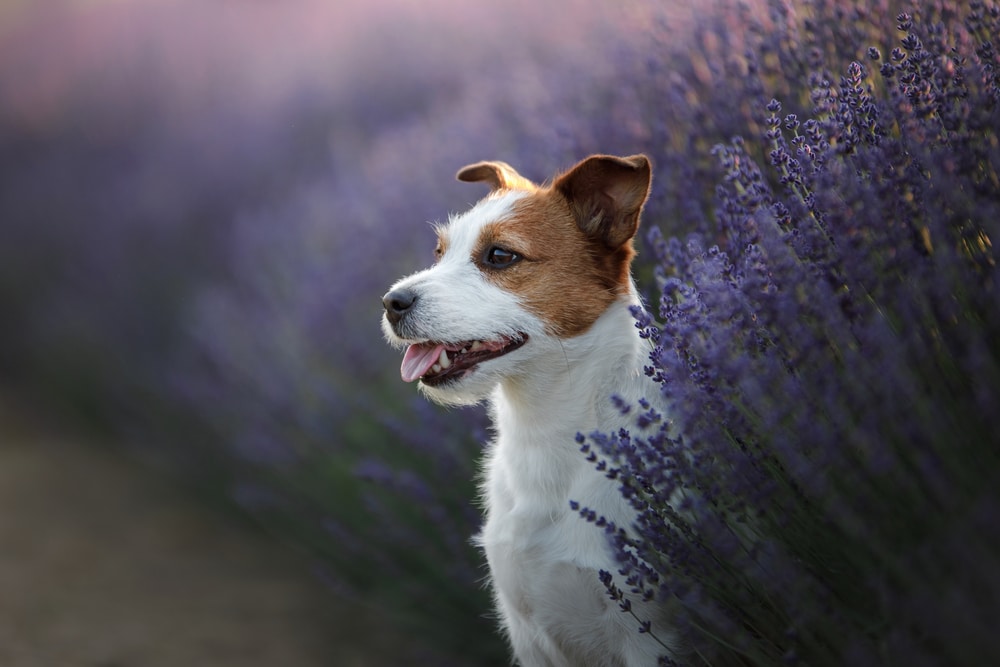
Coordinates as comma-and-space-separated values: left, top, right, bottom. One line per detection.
582, 1, 1000, 664
2, 0, 998, 664
0, 0, 658, 661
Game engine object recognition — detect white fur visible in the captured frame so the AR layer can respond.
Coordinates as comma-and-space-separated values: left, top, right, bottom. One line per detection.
383, 192, 677, 665
480, 297, 677, 666
382, 192, 547, 406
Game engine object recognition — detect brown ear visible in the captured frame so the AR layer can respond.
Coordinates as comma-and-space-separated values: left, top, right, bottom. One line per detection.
553, 154, 651, 249
456, 160, 537, 193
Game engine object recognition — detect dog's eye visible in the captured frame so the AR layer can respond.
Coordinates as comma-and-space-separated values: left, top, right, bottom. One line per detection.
484, 246, 520, 268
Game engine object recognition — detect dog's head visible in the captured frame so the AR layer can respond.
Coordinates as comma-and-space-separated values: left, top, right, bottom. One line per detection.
381, 154, 651, 406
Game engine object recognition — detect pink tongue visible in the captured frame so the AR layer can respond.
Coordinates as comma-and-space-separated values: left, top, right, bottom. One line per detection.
400, 343, 445, 383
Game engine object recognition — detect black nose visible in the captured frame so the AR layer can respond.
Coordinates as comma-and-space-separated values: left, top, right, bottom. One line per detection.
382, 288, 417, 326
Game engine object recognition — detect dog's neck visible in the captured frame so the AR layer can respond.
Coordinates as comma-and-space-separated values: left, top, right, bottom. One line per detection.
484, 294, 653, 520
490, 294, 652, 452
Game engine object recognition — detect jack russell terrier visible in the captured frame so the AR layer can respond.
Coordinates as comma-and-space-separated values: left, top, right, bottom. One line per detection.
382, 154, 677, 666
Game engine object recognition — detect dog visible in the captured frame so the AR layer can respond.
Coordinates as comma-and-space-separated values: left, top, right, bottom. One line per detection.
381, 154, 677, 666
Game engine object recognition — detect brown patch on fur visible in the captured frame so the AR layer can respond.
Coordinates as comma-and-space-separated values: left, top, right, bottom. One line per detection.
453, 154, 651, 338
433, 225, 449, 262
456, 161, 538, 193
434, 232, 448, 260
474, 190, 637, 338
554, 154, 651, 251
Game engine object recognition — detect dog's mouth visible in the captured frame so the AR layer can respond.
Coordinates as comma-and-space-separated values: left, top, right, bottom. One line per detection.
399, 335, 528, 386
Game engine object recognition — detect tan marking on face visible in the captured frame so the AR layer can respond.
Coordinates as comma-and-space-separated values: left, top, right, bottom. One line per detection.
434, 225, 449, 262
472, 189, 636, 338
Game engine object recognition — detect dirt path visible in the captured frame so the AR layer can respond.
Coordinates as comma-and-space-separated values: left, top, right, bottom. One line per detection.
0, 395, 398, 667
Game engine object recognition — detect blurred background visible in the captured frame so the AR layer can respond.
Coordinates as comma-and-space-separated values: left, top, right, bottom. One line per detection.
0, 0, 675, 663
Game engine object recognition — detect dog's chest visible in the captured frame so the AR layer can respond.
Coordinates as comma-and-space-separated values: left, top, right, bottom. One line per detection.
477, 398, 638, 623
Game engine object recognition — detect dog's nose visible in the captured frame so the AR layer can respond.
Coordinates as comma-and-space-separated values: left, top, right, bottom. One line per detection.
382, 288, 417, 326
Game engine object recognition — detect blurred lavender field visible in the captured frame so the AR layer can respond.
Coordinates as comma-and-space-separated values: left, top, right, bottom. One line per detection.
0, 0, 658, 661
2, 0, 999, 664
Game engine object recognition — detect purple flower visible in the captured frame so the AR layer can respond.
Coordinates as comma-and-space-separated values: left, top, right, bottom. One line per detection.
578, 3, 1000, 664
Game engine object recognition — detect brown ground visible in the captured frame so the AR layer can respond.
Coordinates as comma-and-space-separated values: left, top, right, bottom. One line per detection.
0, 395, 400, 667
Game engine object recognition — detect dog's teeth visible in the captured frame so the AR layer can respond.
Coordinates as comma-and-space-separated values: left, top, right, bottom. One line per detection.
471, 341, 484, 351
432, 364, 442, 373
438, 348, 451, 369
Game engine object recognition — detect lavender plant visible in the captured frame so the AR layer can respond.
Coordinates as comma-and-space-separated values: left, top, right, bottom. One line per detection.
582, 2, 1000, 664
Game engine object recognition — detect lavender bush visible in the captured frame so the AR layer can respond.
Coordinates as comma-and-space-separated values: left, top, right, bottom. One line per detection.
581, 2, 1000, 664
1, 0, 997, 664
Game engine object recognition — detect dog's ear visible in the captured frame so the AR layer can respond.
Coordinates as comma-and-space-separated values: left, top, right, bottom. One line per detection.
456, 161, 537, 193
554, 154, 651, 250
